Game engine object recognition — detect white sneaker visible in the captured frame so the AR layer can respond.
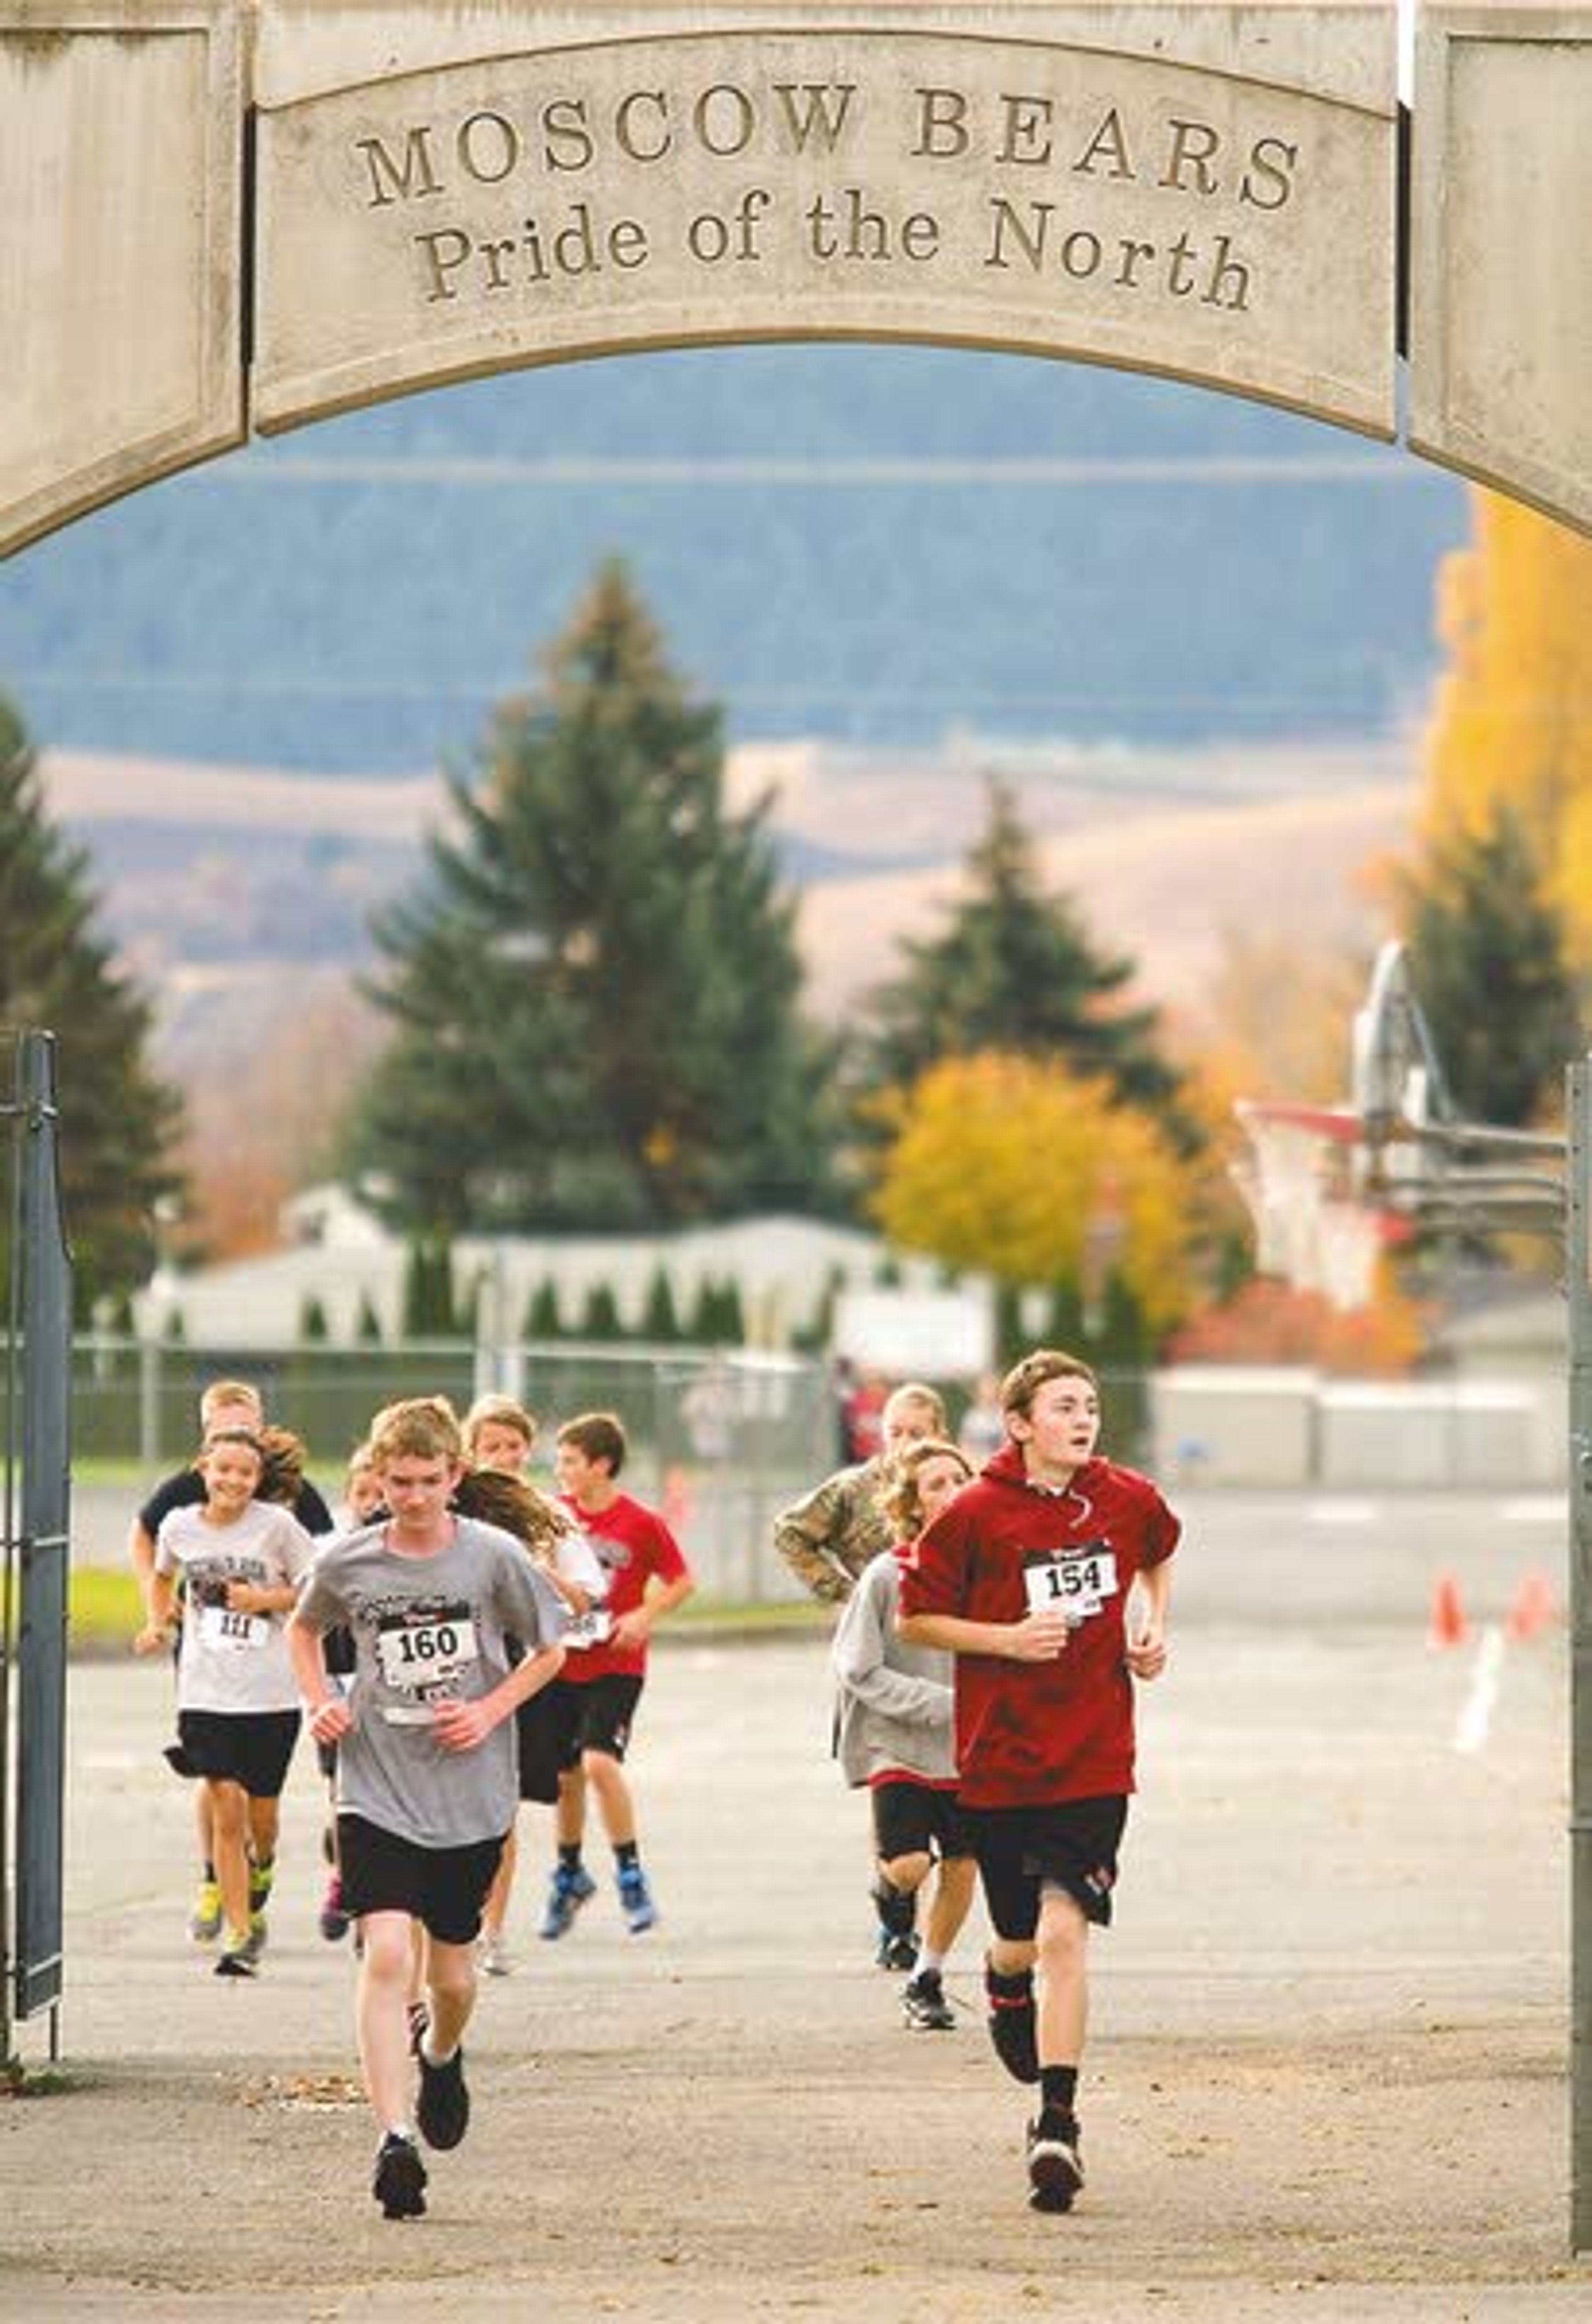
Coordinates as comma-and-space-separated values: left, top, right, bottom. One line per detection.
478, 1933, 513, 1977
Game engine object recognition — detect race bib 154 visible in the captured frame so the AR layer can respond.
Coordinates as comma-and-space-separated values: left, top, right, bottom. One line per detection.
1023, 1545, 1119, 1621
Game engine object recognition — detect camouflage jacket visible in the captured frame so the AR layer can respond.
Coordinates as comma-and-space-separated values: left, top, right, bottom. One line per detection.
772, 1457, 894, 1604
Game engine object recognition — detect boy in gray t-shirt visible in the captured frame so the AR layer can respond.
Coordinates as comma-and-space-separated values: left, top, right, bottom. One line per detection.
288, 1397, 565, 2222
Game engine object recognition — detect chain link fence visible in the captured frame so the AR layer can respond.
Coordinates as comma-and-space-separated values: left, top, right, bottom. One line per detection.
73, 1336, 841, 1604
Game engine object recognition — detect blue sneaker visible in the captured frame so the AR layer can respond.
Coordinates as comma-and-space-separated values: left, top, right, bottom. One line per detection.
539, 1862, 597, 1941
617, 1862, 658, 1934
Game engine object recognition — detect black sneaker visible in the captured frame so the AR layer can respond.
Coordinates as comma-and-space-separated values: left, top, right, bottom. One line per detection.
416, 2045, 471, 2151
214, 1934, 257, 1979
876, 1925, 920, 1972
871, 1881, 917, 1972
373, 2131, 428, 2220
1026, 2110, 1084, 2213
987, 1990, 1039, 2084
901, 1969, 956, 2031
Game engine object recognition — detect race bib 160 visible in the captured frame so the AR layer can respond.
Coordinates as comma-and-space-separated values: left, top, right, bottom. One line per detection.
375, 1614, 479, 1692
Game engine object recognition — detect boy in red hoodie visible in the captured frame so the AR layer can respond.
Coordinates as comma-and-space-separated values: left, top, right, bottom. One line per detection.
897, 1348, 1178, 2214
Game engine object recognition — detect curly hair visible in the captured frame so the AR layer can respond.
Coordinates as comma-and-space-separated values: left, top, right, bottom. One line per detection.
879, 1436, 973, 1539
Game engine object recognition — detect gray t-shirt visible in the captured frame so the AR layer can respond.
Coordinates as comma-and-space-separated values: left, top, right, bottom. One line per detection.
297, 1516, 566, 1848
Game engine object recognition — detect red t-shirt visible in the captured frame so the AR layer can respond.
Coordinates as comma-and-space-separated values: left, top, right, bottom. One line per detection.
896, 1446, 1179, 1810
559, 1489, 691, 1684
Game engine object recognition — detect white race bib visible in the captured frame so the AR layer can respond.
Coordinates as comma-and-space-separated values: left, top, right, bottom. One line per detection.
563, 1608, 613, 1652
197, 1604, 269, 1653
1023, 1547, 1119, 1621
375, 1615, 479, 1692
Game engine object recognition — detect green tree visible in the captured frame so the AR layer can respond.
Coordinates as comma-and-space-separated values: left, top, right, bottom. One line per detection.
641, 1264, 682, 1342
401, 1236, 458, 1337
298, 1292, 331, 1344
0, 697, 183, 1312
855, 776, 1188, 1136
348, 561, 838, 1233
687, 1274, 746, 1344
523, 1276, 564, 1340
354, 1291, 384, 1344
579, 1280, 624, 1340
1400, 803, 1583, 1128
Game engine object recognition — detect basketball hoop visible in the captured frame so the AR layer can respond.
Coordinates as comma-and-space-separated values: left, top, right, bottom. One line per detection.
1233, 942, 1565, 1307
1232, 1100, 1388, 1310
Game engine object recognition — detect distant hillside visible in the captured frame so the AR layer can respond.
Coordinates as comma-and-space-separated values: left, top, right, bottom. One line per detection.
42, 731, 1418, 1077
1, 345, 1467, 774
796, 766, 1414, 1034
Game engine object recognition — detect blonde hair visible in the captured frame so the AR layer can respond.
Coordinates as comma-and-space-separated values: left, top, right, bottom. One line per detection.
462, 1393, 538, 1460
369, 1396, 463, 1468
882, 1382, 948, 1434
881, 1437, 973, 1538
199, 1378, 262, 1424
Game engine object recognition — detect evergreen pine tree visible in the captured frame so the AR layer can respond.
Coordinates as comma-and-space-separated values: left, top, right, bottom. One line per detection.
354, 1291, 383, 1344
641, 1264, 682, 1342
348, 561, 838, 1233
1402, 804, 1584, 1128
0, 696, 183, 1311
1044, 1275, 1088, 1352
298, 1293, 331, 1344
579, 1279, 624, 1340
686, 1275, 722, 1344
523, 1276, 564, 1340
717, 1277, 746, 1346
856, 776, 1189, 1136
401, 1237, 457, 1336
992, 1281, 1026, 1367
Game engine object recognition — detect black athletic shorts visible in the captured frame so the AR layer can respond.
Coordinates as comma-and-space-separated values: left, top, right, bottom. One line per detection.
968, 1795, 1129, 1941
871, 1779, 976, 1867
515, 1679, 581, 1803
336, 1814, 505, 1946
556, 1671, 645, 1767
173, 1708, 300, 1799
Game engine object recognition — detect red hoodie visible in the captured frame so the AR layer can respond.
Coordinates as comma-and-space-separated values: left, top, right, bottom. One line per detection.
897, 1444, 1179, 1809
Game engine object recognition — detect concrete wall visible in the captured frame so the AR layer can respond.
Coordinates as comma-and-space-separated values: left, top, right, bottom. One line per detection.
1152, 1363, 1565, 1488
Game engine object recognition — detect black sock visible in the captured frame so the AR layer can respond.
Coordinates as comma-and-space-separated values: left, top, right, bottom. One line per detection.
872, 1879, 916, 1936
1040, 2066, 1079, 2120
558, 1842, 583, 1873
985, 1963, 1034, 2004
201, 1860, 216, 1882
613, 1839, 640, 1872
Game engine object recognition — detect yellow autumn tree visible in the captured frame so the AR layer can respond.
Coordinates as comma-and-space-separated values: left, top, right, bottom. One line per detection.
1422, 488, 1592, 960
870, 1051, 1199, 1336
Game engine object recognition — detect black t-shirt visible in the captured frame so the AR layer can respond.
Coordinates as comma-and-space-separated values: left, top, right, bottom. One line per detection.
138, 1466, 334, 1539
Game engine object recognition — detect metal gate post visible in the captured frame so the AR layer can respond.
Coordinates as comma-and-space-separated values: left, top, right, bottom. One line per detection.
1566, 1060, 1592, 2252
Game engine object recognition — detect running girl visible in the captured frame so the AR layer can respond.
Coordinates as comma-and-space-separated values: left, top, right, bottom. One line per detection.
134, 1427, 315, 1977
832, 1437, 979, 2028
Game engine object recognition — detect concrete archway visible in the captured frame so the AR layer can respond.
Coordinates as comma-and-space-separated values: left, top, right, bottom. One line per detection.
1, 2, 1587, 558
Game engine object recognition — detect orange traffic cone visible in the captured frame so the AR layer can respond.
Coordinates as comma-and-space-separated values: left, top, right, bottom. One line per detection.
1505, 1569, 1557, 1644
1429, 1572, 1468, 1650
